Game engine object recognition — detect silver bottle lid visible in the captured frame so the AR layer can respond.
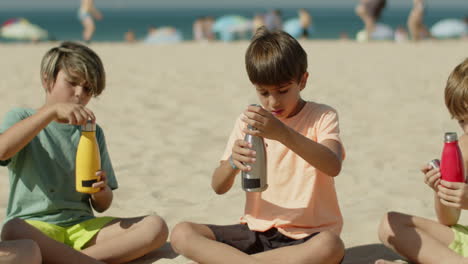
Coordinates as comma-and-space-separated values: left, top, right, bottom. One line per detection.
428, 159, 440, 169
444, 132, 458, 142
81, 120, 96, 132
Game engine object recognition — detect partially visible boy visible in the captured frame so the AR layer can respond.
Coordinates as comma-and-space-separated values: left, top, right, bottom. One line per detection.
170, 27, 345, 264
376, 58, 468, 264
0, 42, 168, 264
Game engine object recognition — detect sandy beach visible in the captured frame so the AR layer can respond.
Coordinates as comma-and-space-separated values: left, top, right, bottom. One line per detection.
0, 40, 466, 263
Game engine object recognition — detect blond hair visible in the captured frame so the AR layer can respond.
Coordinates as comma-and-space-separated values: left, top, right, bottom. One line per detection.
245, 26, 307, 85
445, 58, 468, 120
40, 41, 105, 96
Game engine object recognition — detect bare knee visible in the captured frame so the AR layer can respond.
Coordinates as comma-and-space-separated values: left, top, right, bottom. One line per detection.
141, 215, 169, 249
378, 211, 409, 244
0, 239, 42, 264
170, 222, 200, 254
1, 218, 28, 241
21, 239, 42, 264
305, 231, 344, 263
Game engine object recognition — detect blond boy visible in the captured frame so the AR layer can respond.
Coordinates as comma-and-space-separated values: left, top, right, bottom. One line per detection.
377, 58, 468, 264
0, 42, 168, 264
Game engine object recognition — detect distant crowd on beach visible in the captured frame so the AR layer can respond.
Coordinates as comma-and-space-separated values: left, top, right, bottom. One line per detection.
123, 8, 313, 44
0, 0, 467, 43
122, 1, 467, 44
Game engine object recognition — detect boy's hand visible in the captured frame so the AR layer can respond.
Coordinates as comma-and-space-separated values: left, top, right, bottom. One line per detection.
421, 163, 441, 191
231, 139, 256, 172
437, 180, 468, 209
91, 171, 110, 198
53, 103, 95, 125
241, 105, 287, 141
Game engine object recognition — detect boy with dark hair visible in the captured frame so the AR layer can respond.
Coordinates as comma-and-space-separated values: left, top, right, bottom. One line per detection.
170, 27, 345, 264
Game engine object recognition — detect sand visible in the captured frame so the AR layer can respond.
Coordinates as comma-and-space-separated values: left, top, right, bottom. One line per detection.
0, 39, 466, 263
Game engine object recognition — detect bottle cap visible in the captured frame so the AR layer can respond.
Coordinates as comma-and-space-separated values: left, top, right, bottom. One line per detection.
81, 120, 96, 132
444, 132, 458, 142
428, 159, 440, 169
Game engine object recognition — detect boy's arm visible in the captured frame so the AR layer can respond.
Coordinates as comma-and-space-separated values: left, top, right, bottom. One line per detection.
434, 192, 460, 226
91, 187, 113, 212
243, 106, 342, 177
211, 160, 239, 194
90, 171, 113, 212
422, 164, 461, 225
0, 106, 56, 160
0, 103, 95, 160
279, 127, 342, 177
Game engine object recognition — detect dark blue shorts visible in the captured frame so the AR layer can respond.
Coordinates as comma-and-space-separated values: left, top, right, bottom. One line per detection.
206, 223, 319, 255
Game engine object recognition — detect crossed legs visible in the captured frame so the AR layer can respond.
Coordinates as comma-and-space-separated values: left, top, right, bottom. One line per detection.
170, 221, 344, 264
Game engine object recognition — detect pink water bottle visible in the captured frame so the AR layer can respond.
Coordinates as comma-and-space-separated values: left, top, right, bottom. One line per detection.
440, 132, 465, 182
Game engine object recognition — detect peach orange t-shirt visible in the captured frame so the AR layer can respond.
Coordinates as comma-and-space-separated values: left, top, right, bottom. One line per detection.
221, 101, 345, 239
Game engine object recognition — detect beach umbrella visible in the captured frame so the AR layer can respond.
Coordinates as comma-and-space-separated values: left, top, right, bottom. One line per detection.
143, 27, 183, 44
212, 15, 251, 41
283, 18, 314, 39
0, 18, 49, 41
430, 19, 467, 39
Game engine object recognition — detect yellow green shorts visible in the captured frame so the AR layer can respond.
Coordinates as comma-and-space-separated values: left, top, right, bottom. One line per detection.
26, 217, 115, 250
449, 224, 468, 256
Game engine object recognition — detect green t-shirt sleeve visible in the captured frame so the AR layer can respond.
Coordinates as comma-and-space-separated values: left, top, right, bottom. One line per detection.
96, 125, 118, 190
0, 108, 30, 167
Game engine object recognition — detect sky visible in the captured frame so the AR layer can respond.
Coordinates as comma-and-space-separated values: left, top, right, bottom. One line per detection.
1, 0, 467, 9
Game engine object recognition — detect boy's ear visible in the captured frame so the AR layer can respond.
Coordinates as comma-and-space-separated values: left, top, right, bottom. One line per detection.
41, 78, 49, 92
42, 77, 52, 93
300, 72, 309, 90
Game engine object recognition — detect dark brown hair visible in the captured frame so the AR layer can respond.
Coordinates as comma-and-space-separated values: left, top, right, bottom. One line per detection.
245, 26, 307, 85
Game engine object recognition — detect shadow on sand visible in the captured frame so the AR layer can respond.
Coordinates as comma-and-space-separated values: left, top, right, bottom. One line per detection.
129, 242, 179, 264
343, 243, 408, 264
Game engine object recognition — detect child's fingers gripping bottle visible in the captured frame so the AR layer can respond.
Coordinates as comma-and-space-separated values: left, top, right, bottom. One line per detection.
440, 132, 465, 183
241, 104, 268, 192
76, 120, 101, 193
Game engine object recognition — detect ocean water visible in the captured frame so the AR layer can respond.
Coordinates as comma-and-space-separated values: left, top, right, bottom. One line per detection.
0, 6, 466, 42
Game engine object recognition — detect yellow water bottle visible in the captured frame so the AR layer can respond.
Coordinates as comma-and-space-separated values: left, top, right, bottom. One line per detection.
75, 120, 101, 194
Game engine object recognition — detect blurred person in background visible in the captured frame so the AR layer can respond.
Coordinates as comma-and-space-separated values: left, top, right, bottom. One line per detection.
407, 0, 430, 41
298, 8, 313, 39
264, 9, 283, 31
355, 0, 387, 40
78, 0, 103, 43
252, 13, 265, 34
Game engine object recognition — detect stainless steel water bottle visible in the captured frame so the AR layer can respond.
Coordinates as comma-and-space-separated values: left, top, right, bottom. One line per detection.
440, 132, 465, 182
241, 105, 268, 192
76, 120, 101, 194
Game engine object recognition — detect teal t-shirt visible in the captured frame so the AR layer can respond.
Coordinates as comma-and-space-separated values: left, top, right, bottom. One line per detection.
0, 108, 118, 227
